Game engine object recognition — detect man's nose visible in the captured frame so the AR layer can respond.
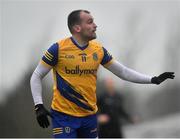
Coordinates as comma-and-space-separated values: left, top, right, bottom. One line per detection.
93, 23, 97, 28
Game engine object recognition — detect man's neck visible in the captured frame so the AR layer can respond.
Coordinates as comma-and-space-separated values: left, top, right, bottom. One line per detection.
72, 35, 88, 47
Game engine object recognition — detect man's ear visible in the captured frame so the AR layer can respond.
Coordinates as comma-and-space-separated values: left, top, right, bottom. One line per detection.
73, 25, 81, 33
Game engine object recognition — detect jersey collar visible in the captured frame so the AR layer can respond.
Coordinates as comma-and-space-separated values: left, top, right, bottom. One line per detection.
70, 37, 89, 50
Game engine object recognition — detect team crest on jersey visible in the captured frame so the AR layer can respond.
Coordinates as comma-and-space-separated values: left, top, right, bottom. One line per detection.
93, 53, 98, 61
65, 127, 71, 133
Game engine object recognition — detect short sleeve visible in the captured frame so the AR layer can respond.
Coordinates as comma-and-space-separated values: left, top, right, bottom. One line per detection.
101, 47, 113, 66
41, 43, 58, 66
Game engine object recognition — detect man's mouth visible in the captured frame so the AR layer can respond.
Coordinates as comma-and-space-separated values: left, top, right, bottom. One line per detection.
92, 30, 96, 33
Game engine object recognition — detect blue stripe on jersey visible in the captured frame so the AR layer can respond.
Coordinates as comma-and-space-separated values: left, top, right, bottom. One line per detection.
42, 43, 58, 66
56, 72, 93, 111
70, 37, 88, 50
101, 47, 113, 65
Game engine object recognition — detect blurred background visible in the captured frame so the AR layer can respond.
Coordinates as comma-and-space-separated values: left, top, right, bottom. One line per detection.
0, 0, 180, 137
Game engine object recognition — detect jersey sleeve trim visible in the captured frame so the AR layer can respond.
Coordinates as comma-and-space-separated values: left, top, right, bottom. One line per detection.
101, 47, 113, 65
103, 58, 114, 68
42, 43, 59, 66
40, 60, 53, 68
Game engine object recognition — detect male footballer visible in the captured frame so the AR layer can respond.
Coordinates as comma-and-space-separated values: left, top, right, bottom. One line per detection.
30, 10, 175, 138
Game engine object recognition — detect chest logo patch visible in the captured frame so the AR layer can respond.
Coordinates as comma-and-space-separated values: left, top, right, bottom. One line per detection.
93, 53, 98, 61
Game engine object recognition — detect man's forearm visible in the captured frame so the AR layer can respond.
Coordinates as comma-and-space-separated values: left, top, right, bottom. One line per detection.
30, 63, 52, 105
106, 60, 152, 84
30, 71, 43, 105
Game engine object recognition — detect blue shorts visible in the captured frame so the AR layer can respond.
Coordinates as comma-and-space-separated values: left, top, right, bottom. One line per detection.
50, 109, 98, 138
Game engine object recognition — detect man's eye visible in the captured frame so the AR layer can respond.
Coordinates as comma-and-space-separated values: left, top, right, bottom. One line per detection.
88, 20, 93, 24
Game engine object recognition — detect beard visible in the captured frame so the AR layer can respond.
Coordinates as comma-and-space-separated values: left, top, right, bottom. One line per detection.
80, 29, 97, 42
86, 32, 97, 41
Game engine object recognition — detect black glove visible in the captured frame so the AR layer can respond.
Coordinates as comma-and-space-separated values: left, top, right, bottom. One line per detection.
35, 104, 51, 128
151, 72, 175, 85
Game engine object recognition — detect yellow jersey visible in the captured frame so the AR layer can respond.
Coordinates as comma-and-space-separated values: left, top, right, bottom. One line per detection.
41, 37, 113, 117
